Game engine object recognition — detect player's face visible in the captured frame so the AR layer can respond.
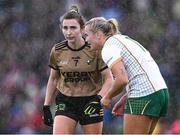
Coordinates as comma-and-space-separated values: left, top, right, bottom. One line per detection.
61, 19, 82, 44
84, 25, 100, 50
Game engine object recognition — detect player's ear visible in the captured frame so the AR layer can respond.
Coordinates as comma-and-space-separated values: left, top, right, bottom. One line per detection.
81, 26, 85, 33
96, 30, 103, 39
59, 24, 62, 30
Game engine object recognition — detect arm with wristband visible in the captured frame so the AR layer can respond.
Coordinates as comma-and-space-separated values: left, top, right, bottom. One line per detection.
43, 69, 59, 127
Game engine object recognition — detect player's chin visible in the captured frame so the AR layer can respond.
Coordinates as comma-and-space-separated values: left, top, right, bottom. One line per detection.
68, 39, 75, 43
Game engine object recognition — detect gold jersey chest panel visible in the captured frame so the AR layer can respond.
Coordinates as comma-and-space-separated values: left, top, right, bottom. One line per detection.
49, 41, 105, 96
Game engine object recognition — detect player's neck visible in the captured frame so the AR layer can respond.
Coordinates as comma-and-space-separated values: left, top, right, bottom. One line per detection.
68, 37, 85, 49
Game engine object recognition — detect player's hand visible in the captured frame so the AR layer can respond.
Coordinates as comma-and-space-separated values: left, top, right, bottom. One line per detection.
112, 94, 127, 116
42, 105, 53, 127
100, 95, 111, 109
83, 95, 103, 116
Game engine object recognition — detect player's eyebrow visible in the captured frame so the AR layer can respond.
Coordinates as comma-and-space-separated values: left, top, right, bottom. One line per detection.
70, 26, 77, 29
63, 26, 77, 29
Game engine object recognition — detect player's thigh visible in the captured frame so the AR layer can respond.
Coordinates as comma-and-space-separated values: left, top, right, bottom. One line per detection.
81, 121, 103, 134
124, 114, 152, 134
53, 115, 77, 134
149, 117, 159, 134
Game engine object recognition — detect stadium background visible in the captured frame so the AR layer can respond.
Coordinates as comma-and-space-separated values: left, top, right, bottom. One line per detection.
0, 0, 180, 134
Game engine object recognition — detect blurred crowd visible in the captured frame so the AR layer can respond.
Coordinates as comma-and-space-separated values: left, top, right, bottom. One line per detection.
0, 0, 180, 134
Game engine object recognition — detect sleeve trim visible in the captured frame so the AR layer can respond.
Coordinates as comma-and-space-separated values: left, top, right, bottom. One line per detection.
99, 66, 108, 72
48, 65, 59, 70
109, 58, 122, 69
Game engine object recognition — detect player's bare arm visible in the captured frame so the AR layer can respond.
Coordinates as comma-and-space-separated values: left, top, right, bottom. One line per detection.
101, 60, 128, 107
44, 69, 60, 105
98, 68, 113, 97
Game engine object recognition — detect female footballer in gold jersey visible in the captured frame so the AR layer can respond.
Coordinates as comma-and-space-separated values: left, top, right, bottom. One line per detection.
42, 6, 113, 134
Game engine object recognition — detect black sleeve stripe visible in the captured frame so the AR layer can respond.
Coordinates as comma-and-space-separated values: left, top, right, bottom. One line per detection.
55, 40, 67, 50
99, 66, 108, 72
55, 45, 67, 50
48, 65, 59, 70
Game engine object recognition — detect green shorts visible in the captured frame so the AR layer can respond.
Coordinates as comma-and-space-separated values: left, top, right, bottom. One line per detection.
125, 89, 169, 117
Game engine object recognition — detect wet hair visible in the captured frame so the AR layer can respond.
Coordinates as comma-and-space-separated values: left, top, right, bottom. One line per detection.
85, 17, 120, 36
60, 5, 85, 28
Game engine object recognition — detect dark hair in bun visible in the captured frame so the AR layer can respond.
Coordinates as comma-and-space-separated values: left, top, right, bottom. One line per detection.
60, 5, 85, 28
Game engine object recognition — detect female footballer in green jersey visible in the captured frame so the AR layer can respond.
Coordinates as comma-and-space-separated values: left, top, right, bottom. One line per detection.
84, 17, 169, 134
42, 6, 113, 134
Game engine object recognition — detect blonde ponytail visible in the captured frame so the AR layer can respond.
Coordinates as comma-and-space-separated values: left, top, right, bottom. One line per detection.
107, 18, 120, 34
86, 17, 120, 36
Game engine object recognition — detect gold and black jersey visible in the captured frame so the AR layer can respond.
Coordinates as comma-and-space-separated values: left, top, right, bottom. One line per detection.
49, 40, 108, 96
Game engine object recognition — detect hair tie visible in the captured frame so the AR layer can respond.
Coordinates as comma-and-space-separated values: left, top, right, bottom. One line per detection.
70, 9, 79, 14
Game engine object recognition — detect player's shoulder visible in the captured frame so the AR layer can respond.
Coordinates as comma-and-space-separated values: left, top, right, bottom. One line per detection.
54, 40, 68, 51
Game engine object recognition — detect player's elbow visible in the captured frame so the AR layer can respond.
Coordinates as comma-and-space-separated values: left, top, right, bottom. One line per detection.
121, 78, 128, 88
117, 76, 128, 88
